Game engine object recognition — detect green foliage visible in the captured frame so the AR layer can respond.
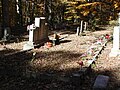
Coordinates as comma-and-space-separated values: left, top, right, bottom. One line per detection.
63, 0, 120, 30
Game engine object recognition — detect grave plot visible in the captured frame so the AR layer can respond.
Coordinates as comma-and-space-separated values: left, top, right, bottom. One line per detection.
76, 34, 110, 68
70, 34, 111, 87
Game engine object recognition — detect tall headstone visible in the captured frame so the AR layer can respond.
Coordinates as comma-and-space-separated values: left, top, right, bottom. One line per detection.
109, 13, 120, 57
23, 17, 48, 50
33, 17, 48, 44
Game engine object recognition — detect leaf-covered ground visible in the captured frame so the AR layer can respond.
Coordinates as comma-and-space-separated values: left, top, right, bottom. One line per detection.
0, 25, 120, 90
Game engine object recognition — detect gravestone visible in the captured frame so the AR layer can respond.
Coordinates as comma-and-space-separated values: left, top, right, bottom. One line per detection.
76, 20, 84, 36
80, 20, 83, 35
76, 26, 80, 36
84, 22, 87, 31
109, 13, 120, 57
33, 17, 48, 44
2, 27, 11, 41
93, 75, 109, 90
23, 24, 35, 50
23, 17, 48, 50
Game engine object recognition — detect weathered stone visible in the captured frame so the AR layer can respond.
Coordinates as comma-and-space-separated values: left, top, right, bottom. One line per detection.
93, 75, 109, 90
23, 17, 48, 50
76, 26, 80, 36
23, 41, 34, 50
109, 26, 120, 57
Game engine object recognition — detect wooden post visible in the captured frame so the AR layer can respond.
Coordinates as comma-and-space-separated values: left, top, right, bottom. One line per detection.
2, 0, 9, 28
2, 0, 10, 40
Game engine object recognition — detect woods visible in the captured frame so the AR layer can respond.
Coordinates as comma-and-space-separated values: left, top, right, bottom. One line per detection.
0, 0, 120, 36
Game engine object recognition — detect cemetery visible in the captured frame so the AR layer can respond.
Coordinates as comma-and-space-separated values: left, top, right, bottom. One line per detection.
0, 0, 120, 90
0, 25, 119, 90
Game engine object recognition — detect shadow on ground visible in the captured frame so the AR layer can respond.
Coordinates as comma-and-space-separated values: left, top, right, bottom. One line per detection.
0, 49, 119, 90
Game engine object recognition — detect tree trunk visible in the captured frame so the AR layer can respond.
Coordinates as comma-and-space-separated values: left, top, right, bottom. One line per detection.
2, 0, 9, 28
1, 0, 10, 39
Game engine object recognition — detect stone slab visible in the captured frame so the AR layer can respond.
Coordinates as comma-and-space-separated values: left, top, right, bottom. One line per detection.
93, 75, 109, 90
23, 41, 34, 50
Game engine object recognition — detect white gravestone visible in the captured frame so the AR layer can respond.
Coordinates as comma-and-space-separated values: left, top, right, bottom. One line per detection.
76, 26, 80, 36
109, 13, 120, 57
23, 24, 36, 50
29, 24, 36, 42
109, 26, 120, 57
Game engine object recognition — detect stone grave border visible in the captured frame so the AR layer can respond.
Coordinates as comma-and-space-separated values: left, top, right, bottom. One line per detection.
71, 34, 111, 86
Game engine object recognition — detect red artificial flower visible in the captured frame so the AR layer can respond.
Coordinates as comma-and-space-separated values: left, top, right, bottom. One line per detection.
77, 61, 84, 66
105, 34, 110, 39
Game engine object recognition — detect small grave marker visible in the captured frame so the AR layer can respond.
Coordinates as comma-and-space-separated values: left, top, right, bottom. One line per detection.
93, 75, 109, 90
84, 22, 87, 31
76, 26, 80, 36
2, 27, 11, 41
